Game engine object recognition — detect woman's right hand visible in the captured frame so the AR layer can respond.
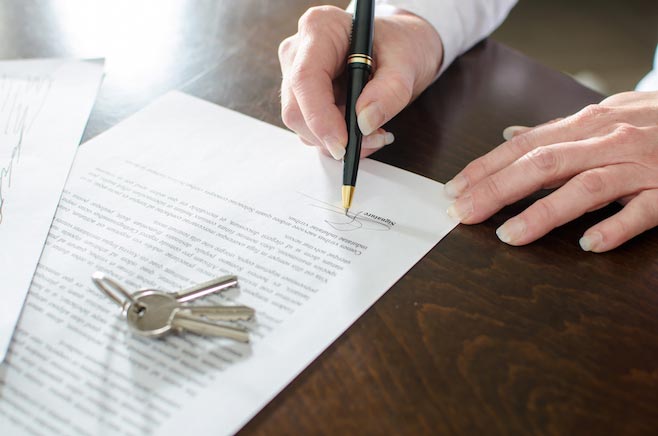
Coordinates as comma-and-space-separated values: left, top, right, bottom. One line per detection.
278, 5, 444, 159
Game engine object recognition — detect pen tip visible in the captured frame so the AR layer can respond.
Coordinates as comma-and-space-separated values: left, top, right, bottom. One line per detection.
345, 208, 349, 216
342, 185, 355, 211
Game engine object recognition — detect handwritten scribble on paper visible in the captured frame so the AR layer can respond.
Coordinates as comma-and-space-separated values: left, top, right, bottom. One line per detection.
298, 192, 395, 232
0, 74, 53, 223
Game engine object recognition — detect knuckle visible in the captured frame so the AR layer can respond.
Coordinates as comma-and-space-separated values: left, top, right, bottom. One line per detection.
281, 102, 303, 131
466, 158, 489, 180
484, 176, 505, 201
298, 6, 338, 31
299, 136, 316, 147
524, 146, 559, 174
278, 37, 295, 61
648, 192, 658, 219
508, 131, 534, 155
610, 123, 642, 143
611, 216, 631, 239
631, 191, 658, 229
298, 7, 321, 29
302, 105, 332, 135
385, 72, 413, 109
576, 104, 610, 123
533, 198, 559, 222
600, 91, 634, 106
576, 170, 605, 195
289, 66, 314, 94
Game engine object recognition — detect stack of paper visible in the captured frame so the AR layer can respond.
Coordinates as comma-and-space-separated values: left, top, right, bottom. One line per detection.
0, 91, 457, 435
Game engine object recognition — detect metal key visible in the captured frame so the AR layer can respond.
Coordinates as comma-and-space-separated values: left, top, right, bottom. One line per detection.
124, 290, 251, 342
174, 275, 240, 303
178, 305, 255, 320
92, 272, 254, 342
91, 273, 238, 307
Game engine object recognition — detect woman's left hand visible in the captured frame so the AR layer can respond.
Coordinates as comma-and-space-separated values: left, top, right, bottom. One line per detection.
444, 91, 658, 252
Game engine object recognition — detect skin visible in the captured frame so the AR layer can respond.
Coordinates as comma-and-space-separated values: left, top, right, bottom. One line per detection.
279, 6, 658, 252
278, 6, 443, 158
446, 91, 658, 253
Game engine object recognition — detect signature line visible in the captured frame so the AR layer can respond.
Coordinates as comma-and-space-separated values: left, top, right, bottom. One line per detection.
297, 192, 391, 232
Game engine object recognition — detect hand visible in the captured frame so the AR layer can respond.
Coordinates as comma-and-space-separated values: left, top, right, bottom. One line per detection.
445, 91, 658, 252
278, 5, 443, 159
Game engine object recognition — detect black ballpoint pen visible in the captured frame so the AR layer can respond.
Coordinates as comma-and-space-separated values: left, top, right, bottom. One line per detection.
342, 0, 375, 213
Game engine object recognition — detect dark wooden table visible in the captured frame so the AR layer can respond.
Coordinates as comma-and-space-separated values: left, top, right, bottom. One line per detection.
2, 1, 657, 434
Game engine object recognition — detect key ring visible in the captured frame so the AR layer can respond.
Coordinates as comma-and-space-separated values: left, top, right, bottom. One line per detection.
92, 272, 141, 308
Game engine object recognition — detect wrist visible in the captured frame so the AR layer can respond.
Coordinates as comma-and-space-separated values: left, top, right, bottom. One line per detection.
376, 8, 444, 86
387, 8, 444, 80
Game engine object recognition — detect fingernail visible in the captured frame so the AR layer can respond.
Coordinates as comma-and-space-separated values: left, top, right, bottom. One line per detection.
444, 174, 468, 198
358, 103, 383, 136
496, 218, 526, 244
579, 231, 603, 252
323, 136, 345, 160
446, 195, 473, 222
502, 125, 528, 141
362, 132, 395, 149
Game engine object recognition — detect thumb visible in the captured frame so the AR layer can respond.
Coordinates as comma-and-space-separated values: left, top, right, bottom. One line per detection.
355, 65, 414, 135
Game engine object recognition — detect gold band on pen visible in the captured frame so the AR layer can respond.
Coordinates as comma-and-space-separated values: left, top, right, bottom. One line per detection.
347, 54, 374, 67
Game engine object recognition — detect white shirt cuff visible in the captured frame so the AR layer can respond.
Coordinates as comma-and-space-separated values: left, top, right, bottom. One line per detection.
349, 0, 517, 76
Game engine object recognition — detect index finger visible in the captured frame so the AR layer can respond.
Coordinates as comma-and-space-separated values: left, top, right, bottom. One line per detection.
288, 9, 351, 159
445, 104, 637, 198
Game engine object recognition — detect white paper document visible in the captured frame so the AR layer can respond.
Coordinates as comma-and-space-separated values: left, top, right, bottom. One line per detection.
0, 92, 458, 435
0, 58, 104, 362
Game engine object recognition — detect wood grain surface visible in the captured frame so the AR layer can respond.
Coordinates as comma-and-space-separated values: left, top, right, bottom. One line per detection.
2, 1, 657, 434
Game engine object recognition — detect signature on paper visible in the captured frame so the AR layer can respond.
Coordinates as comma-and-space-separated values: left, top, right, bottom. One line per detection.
298, 192, 395, 232
0, 75, 53, 223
